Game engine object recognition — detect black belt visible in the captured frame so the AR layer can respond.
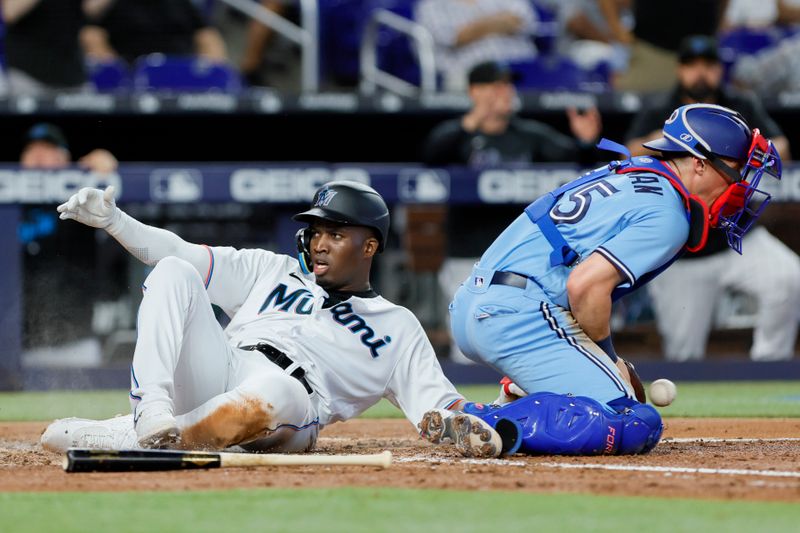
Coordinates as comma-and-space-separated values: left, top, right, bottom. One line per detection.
490, 270, 529, 289
241, 343, 313, 395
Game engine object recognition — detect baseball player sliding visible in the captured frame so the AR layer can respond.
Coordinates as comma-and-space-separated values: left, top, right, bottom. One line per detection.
419, 104, 783, 456
42, 181, 505, 456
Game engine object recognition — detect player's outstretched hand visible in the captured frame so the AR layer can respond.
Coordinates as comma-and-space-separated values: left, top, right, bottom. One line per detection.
57, 186, 119, 228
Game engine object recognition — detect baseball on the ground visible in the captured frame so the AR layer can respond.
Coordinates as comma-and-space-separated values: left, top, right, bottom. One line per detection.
649, 379, 677, 407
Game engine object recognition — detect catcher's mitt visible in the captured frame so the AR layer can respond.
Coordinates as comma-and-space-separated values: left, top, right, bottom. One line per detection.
624, 359, 646, 403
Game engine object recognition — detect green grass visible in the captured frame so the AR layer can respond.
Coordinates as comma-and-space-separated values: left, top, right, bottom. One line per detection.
0, 390, 130, 422
1, 382, 799, 422
1, 488, 798, 533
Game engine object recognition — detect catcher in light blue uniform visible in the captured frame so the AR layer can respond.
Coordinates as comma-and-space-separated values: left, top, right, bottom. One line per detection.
420, 104, 782, 457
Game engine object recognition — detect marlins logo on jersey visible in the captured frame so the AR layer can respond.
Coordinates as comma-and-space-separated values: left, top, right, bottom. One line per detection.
259, 283, 315, 315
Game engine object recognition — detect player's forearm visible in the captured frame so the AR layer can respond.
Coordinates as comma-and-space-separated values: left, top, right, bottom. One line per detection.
566, 253, 623, 340
3, 0, 42, 24
106, 209, 209, 272
194, 28, 228, 62
568, 285, 612, 341
454, 14, 517, 47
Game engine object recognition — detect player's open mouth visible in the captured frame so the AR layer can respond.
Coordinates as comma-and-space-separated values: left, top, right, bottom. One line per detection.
313, 259, 329, 276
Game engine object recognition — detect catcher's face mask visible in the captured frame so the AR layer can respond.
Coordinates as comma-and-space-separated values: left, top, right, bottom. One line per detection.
708, 129, 782, 254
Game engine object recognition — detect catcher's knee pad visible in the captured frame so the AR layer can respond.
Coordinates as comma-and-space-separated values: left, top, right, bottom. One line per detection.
616, 402, 663, 455
478, 392, 663, 455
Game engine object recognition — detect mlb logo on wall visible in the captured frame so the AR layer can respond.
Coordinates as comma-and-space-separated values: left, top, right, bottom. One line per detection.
398, 169, 450, 203
150, 169, 203, 202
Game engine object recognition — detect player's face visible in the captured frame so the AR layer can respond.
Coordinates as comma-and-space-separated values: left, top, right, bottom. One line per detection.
308, 222, 377, 291
470, 80, 516, 117
697, 158, 741, 203
677, 59, 723, 102
489, 80, 516, 116
20, 141, 70, 169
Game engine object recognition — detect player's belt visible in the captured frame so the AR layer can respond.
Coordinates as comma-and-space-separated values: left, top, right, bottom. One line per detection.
490, 271, 529, 289
241, 343, 314, 395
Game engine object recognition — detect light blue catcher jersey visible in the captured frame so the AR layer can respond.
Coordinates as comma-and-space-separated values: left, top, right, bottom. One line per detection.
478, 169, 690, 308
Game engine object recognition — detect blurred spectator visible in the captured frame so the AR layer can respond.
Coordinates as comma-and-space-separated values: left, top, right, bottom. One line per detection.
2, 0, 112, 95
613, 0, 727, 92
626, 35, 790, 158
423, 61, 602, 166
415, 0, 538, 91
556, 0, 633, 80
80, 0, 227, 65
722, 0, 800, 29
732, 35, 800, 95
238, 0, 288, 86
625, 36, 800, 361
21, 123, 118, 172
423, 61, 602, 361
19, 123, 125, 364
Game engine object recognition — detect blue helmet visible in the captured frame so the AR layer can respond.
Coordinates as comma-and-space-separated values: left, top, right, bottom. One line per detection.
644, 104, 782, 253
644, 104, 751, 176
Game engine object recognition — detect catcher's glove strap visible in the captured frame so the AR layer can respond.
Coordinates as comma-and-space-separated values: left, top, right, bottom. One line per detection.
241, 343, 314, 395
491, 270, 529, 290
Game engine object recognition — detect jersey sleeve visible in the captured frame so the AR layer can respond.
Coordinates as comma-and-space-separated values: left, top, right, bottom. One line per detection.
385, 314, 464, 427
203, 246, 284, 316
595, 205, 689, 288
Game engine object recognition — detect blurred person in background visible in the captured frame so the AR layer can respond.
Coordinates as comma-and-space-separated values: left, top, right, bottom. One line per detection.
556, 0, 633, 84
423, 61, 602, 167
415, 0, 539, 91
625, 35, 800, 362
725, 0, 800, 96
80, 0, 227, 65
423, 60, 602, 362
3, 0, 113, 95
238, 0, 288, 86
19, 123, 124, 365
721, 0, 800, 30
611, 0, 728, 92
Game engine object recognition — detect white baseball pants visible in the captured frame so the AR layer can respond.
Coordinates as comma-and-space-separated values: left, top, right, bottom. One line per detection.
647, 228, 800, 361
130, 256, 318, 451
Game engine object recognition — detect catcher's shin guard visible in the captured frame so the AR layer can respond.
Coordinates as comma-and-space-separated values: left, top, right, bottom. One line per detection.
475, 393, 663, 455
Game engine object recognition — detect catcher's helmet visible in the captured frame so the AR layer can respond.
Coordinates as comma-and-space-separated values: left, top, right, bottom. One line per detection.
643, 104, 752, 176
644, 103, 782, 254
293, 181, 390, 250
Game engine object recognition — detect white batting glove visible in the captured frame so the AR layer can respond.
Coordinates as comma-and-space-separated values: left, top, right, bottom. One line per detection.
57, 186, 120, 229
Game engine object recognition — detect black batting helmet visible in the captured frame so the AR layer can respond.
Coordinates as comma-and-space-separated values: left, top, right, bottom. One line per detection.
293, 181, 390, 251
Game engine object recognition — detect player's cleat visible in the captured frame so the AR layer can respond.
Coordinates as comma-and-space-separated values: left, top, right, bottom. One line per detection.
40, 414, 139, 452
134, 409, 180, 449
418, 408, 452, 444
419, 409, 502, 458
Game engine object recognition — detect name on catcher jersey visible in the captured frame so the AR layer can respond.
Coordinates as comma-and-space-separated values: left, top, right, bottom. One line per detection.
478, 170, 691, 308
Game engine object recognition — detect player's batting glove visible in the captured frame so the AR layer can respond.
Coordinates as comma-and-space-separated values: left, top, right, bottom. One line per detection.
57, 186, 120, 229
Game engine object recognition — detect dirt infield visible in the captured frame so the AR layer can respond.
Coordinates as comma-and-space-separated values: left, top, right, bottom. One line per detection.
1, 418, 799, 501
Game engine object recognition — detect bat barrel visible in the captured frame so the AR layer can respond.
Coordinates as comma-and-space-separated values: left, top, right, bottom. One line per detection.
64, 449, 221, 472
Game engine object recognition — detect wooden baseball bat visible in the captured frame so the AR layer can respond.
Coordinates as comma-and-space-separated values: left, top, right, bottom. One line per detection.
63, 448, 392, 473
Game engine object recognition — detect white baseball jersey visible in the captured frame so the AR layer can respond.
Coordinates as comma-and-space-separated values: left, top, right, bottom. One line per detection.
205, 246, 463, 427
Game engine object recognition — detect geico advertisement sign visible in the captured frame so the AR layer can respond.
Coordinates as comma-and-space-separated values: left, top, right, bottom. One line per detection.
0, 170, 121, 203
477, 169, 578, 203
230, 168, 370, 202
